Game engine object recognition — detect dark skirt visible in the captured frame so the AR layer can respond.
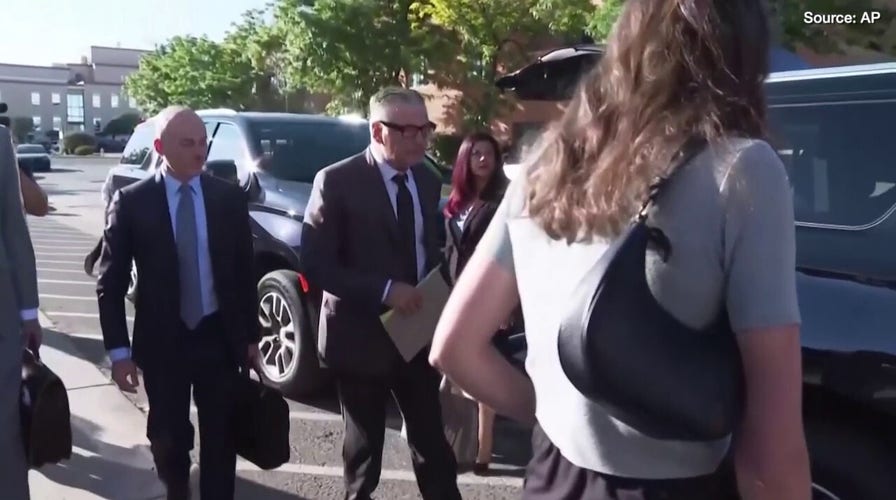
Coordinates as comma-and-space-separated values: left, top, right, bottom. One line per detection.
522, 424, 740, 500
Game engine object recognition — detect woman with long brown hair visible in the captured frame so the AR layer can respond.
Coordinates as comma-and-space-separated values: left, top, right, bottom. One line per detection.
429, 0, 811, 498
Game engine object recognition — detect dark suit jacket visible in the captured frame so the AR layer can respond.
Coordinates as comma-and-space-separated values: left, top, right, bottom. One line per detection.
300, 149, 443, 378
96, 172, 259, 370
445, 199, 501, 282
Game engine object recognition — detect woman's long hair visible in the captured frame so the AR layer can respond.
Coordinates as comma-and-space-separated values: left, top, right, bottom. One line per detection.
525, 0, 771, 241
444, 132, 507, 218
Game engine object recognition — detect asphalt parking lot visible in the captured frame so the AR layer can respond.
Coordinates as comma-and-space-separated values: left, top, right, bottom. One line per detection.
29, 156, 529, 499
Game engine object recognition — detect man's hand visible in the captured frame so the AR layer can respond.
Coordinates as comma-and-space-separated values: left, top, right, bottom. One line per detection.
21, 319, 42, 352
385, 282, 423, 315
247, 343, 262, 371
111, 359, 140, 393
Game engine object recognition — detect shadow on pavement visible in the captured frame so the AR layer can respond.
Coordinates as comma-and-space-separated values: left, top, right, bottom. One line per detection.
42, 330, 109, 368
235, 478, 312, 499
34, 415, 161, 500
42, 168, 84, 174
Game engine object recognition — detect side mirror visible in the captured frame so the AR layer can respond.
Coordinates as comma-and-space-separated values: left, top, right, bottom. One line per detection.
206, 159, 238, 183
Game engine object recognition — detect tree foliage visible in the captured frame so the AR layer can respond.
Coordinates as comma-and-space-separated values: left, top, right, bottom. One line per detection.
275, 0, 434, 116
410, 0, 579, 130
101, 112, 142, 138
124, 35, 252, 115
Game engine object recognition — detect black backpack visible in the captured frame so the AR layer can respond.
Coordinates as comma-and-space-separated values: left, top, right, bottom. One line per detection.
20, 348, 73, 468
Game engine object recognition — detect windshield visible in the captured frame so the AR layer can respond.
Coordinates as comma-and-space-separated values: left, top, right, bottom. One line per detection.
17, 145, 45, 154
248, 120, 371, 183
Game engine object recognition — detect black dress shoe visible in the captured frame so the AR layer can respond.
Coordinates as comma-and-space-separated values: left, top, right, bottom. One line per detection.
472, 462, 489, 475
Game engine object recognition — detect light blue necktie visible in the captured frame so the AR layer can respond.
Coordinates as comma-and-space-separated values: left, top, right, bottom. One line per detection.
176, 183, 203, 329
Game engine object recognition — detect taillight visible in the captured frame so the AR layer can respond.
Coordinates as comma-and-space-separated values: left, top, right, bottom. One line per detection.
297, 273, 309, 294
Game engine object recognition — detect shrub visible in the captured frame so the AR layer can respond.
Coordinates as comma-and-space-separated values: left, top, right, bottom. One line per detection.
63, 132, 96, 154
74, 145, 95, 156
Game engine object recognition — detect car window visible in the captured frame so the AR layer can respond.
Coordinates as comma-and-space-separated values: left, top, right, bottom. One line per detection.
16, 145, 45, 154
120, 123, 153, 167
207, 122, 248, 169
248, 120, 370, 183
768, 100, 896, 229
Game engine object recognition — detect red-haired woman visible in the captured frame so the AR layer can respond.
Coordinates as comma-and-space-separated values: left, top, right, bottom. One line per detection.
442, 132, 509, 473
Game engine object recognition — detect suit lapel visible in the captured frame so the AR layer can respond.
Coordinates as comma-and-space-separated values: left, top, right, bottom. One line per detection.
153, 173, 178, 261
363, 149, 400, 243
460, 199, 486, 241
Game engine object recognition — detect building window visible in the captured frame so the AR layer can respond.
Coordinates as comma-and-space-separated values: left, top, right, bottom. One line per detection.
32, 117, 41, 130
51, 93, 61, 105
111, 94, 119, 108
93, 118, 102, 133
92, 94, 101, 108
52, 116, 62, 130
129, 97, 137, 108
31, 92, 40, 105
67, 93, 85, 124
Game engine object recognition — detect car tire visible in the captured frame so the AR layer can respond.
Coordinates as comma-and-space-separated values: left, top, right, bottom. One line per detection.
805, 416, 896, 499
126, 262, 138, 303
256, 270, 329, 397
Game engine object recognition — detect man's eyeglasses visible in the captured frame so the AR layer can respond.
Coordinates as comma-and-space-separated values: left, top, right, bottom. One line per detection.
378, 121, 437, 139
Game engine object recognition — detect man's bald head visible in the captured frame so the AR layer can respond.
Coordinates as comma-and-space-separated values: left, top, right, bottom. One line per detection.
152, 106, 207, 180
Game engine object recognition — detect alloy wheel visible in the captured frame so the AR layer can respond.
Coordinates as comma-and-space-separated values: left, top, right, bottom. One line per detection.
257, 291, 298, 382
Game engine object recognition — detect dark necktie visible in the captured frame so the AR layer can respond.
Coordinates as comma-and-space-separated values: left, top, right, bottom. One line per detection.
392, 173, 418, 285
176, 183, 203, 329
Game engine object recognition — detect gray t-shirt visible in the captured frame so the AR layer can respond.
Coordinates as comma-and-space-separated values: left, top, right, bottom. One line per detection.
478, 138, 801, 478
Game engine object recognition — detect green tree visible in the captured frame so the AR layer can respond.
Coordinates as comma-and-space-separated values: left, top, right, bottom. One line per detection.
10, 117, 34, 144
124, 35, 254, 115
101, 112, 142, 138
769, 0, 896, 55
410, 0, 583, 131
275, 0, 437, 116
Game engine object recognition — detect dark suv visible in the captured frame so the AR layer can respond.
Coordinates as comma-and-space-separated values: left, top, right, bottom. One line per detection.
111, 110, 450, 396
499, 47, 896, 499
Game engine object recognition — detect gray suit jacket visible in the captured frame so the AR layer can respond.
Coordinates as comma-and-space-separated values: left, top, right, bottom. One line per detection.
0, 126, 39, 320
300, 149, 443, 377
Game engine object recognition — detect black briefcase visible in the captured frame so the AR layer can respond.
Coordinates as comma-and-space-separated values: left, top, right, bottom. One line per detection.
20, 348, 73, 468
234, 370, 290, 470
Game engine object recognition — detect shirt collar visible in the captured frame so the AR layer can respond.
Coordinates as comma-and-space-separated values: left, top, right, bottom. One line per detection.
370, 147, 414, 184
162, 167, 202, 195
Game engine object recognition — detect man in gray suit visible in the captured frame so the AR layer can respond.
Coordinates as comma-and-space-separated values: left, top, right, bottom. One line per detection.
301, 87, 461, 500
0, 124, 42, 499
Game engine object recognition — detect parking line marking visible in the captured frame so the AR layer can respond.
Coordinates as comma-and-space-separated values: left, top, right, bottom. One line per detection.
36, 252, 91, 256
190, 406, 342, 422
234, 461, 525, 487
39, 293, 95, 301
30, 238, 97, 243
46, 311, 133, 321
34, 245, 95, 250
37, 268, 89, 274
39, 278, 96, 285
65, 331, 105, 340
37, 259, 84, 265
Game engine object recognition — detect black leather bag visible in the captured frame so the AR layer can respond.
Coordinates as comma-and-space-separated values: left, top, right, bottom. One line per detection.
20, 348, 73, 468
557, 142, 745, 441
233, 369, 290, 470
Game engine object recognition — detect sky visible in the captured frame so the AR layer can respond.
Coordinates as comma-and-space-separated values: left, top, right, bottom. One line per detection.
0, 0, 272, 66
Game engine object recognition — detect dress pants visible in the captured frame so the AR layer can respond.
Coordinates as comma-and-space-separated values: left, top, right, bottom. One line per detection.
338, 349, 462, 500
0, 324, 30, 500
142, 313, 239, 500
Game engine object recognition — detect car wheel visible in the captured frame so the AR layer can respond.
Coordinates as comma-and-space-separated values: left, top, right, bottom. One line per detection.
805, 417, 896, 499
256, 270, 329, 397
126, 262, 137, 303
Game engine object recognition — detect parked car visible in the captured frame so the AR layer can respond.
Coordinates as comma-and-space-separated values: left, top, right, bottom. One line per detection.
497, 45, 896, 500
107, 110, 451, 396
16, 143, 52, 172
